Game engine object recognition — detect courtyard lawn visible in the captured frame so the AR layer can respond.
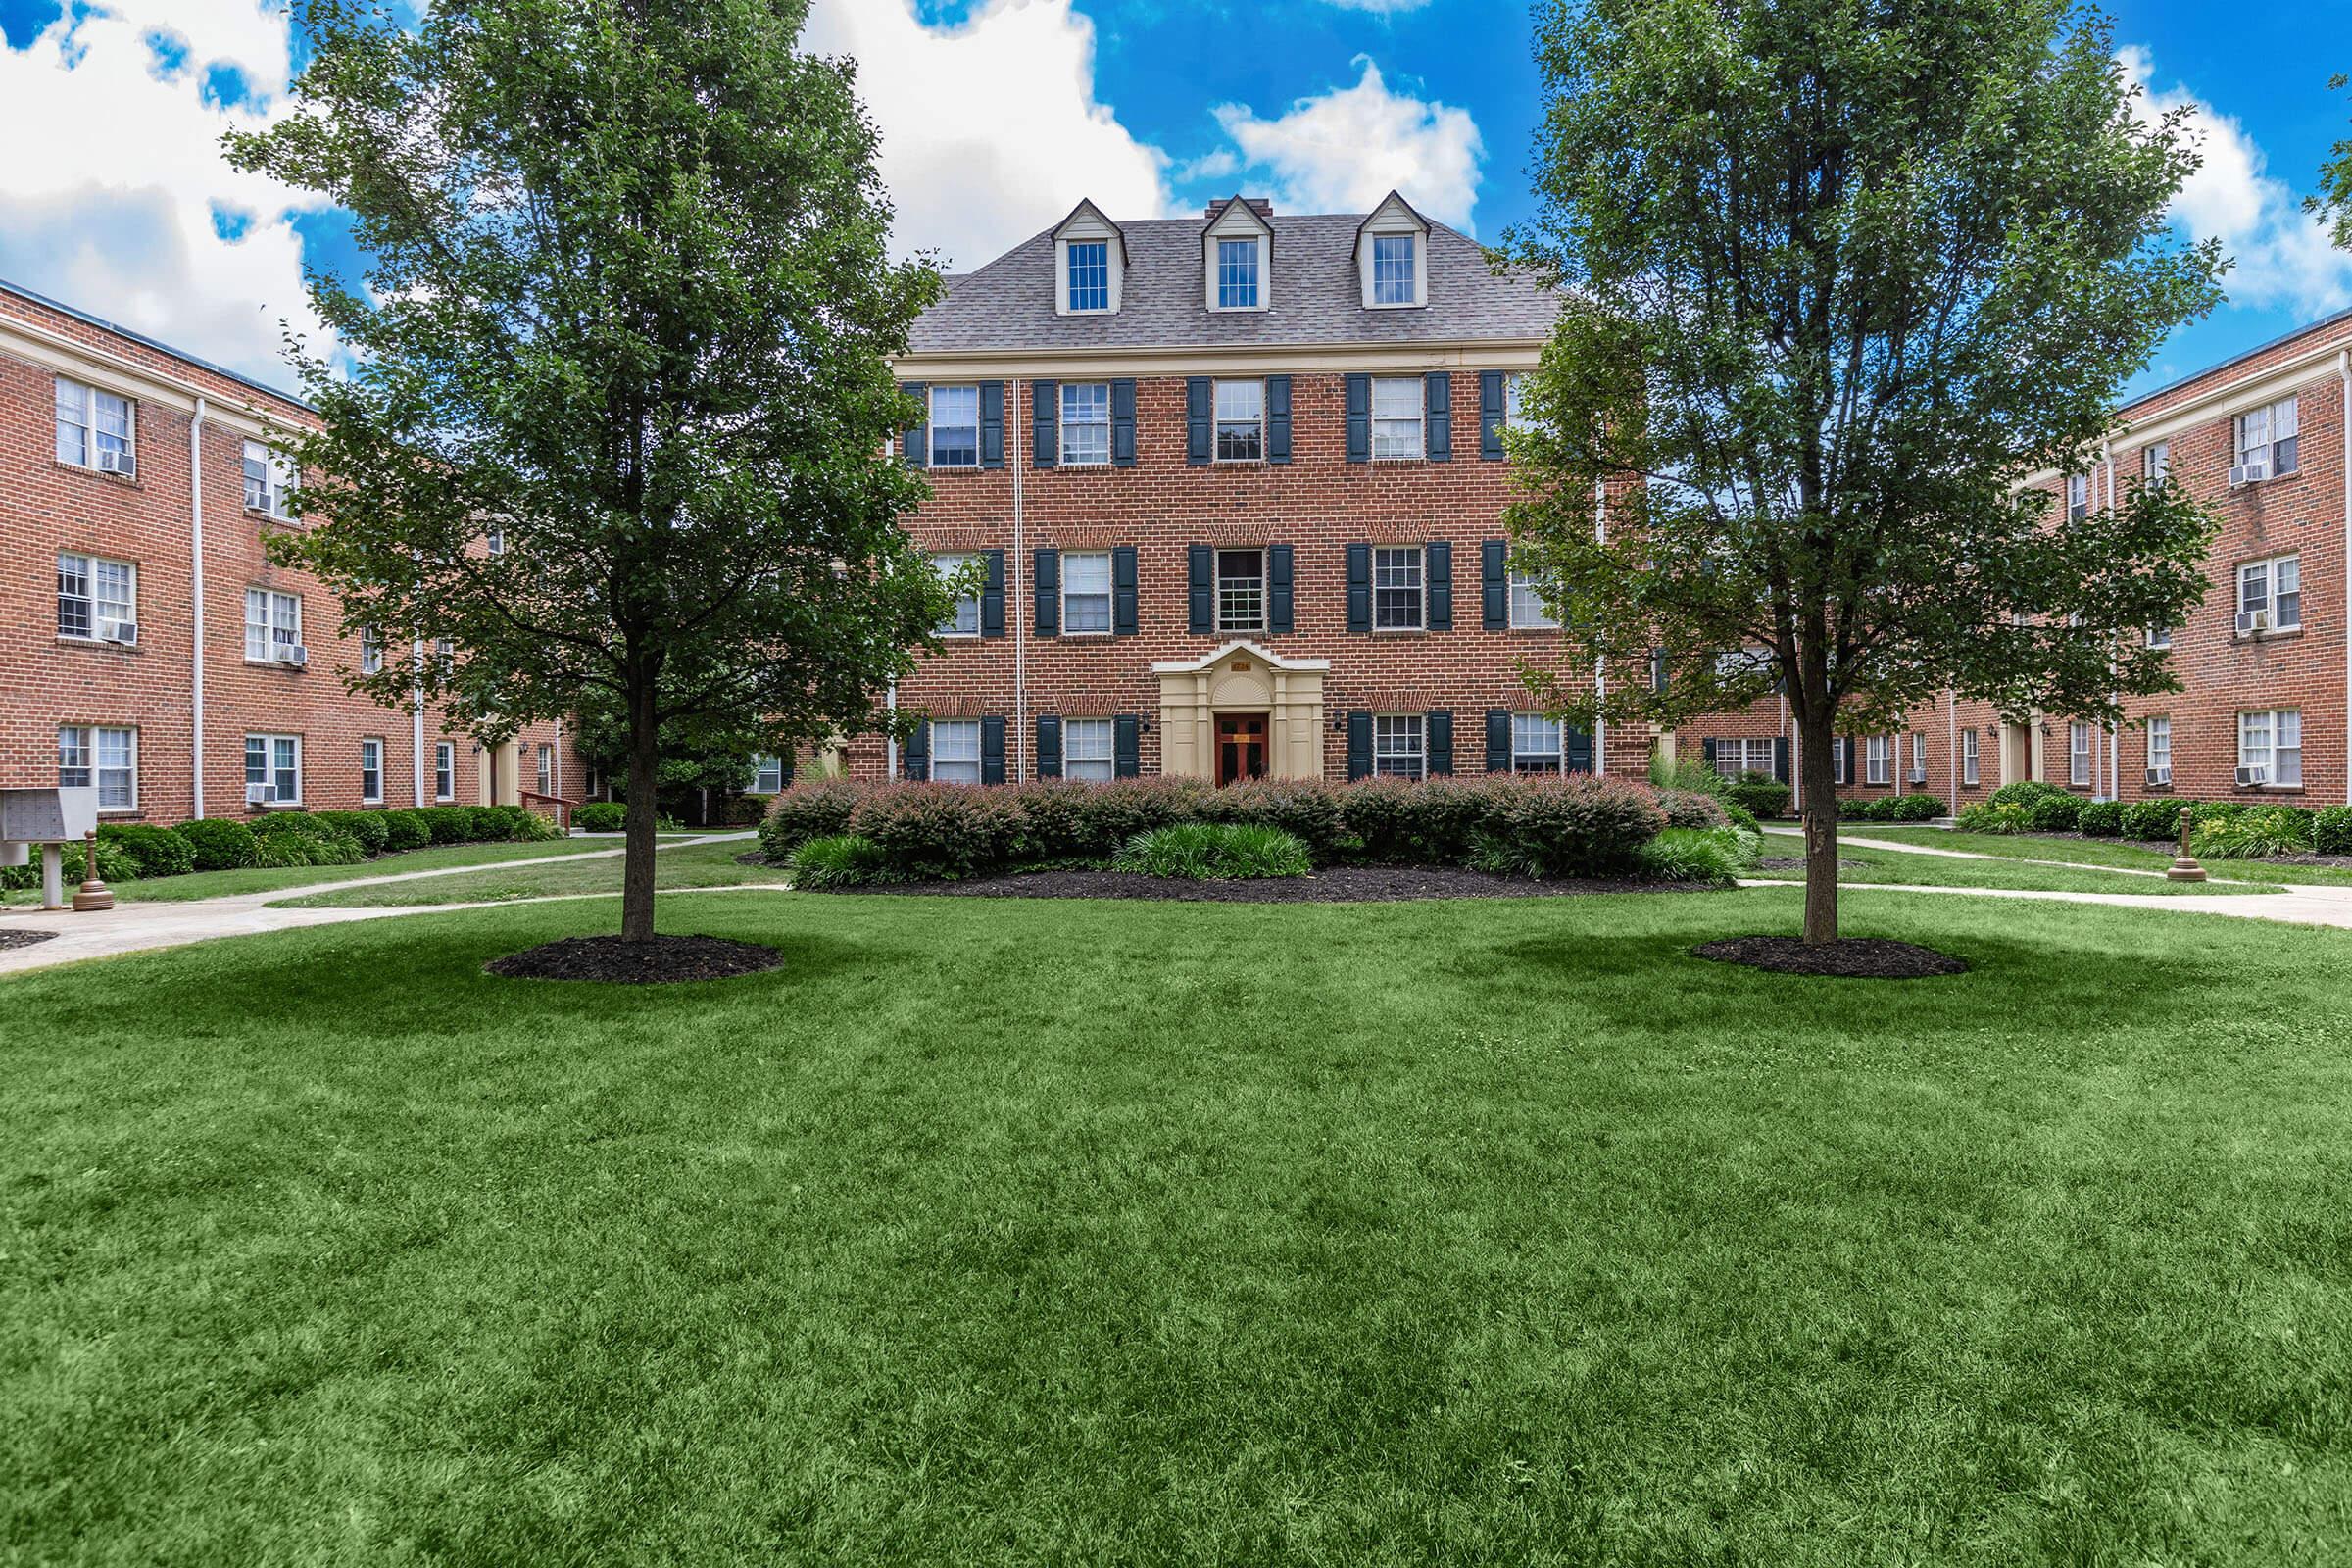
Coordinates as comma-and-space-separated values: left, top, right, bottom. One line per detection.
0, 834, 618, 907
6, 888, 2351, 1564
270, 834, 777, 907
1757, 839, 2274, 897
1844, 822, 2352, 889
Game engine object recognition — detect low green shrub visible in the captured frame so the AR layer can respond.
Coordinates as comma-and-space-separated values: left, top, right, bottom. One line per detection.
2025, 793, 2082, 833
1114, 823, 1312, 880
2074, 801, 2125, 837
315, 810, 391, 856
1988, 779, 2069, 810
380, 808, 432, 852
2316, 806, 2352, 858
98, 822, 195, 878
249, 810, 319, 838
1955, 802, 2033, 835
2122, 799, 2186, 842
575, 801, 625, 834
1649, 751, 1732, 798
1656, 790, 1731, 831
2191, 805, 2314, 860
2, 840, 142, 891
727, 793, 771, 827
1478, 775, 1669, 878
846, 785, 1031, 881
172, 817, 259, 871
1886, 794, 1945, 822
1720, 800, 1762, 836
787, 834, 892, 889
1724, 775, 1792, 820
759, 783, 867, 858
1635, 826, 1750, 885
420, 805, 476, 844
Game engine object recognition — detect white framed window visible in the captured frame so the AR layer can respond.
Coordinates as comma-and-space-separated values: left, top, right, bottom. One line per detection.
2145, 716, 2172, 785
486, 525, 506, 558
244, 588, 302, 662
55, 377, 134, 475
1507, 565, 1558, 629
1909, 732, 1927, 783
434, 742, 455, 800
751, 754, 786, 794
57, 552, 135, 641
931, 719, 982, 785
58, 725, 136, 810
1059, 382, 1110, 466
1961, 728, 1981, 787
1065, 240, 1109, 312
2145, 624, 2171, 651
1214, 379, 1263, 462
1371, 234, 1417, 305
1833, 740, 1850, 786
2066, 473, 2088, 521
1215, 238, 1259, 309
1217, 549, 1265, 632
361, 738, 384, 804
1370, 376, 1423, 460
932, 553, 980, 637
2142, 441, 2170, 483
2239, 709, 2301, 788
1064, 717, 1114, 782
2236, 554, 2300, 633
1865, 734, 1891, 786
243, 440, 297, 517
1711, 737, 1777, 779
361, 625, 384, 674
1512, 713, 1564, 774
245, 733, 301, 806
2232, 396, 2298, 481
927, 386, 979, 468
1061, 550, 1112, 634
1373, 714, 1425, 779
537, 743, 555, 797
1504, 372, 1531, 431
1373, 546, 1424, 630
2070, 721, 2092, 787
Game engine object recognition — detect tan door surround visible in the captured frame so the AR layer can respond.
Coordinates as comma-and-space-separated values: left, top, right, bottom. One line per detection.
1153, 640, 1329, 780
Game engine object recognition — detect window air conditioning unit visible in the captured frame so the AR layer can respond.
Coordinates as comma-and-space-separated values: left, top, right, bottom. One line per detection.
2234, 610, 2268, 635
2229, 458, 2269, 486
280, 645, 309, 666
2236, 766, 2267, 787
2146, 766, 2171, 787
96, 449, 134, 477
1908, 768, 1928, 785
245, 783, 272, 806
102, 621, 136, 644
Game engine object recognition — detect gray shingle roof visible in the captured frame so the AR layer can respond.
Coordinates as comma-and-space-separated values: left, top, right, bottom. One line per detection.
905, 212, 1558, 356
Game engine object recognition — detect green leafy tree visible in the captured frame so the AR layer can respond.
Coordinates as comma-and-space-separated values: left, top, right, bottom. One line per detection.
2313, 74, 2352, 249
226, 0, 949, 943
1503, 0, 2226, 946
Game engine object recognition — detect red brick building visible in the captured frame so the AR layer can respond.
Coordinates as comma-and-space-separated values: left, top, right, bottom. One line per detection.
1686, 308, 2352, 813
855, 193, 1655, 786
1, 279, 578, 827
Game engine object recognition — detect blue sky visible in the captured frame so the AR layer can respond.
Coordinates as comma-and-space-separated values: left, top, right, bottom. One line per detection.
2, 0, 2347, 400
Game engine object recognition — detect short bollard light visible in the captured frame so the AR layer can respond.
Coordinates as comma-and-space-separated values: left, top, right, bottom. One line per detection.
2165, 805, 2208, 884
72, 829, 116, 911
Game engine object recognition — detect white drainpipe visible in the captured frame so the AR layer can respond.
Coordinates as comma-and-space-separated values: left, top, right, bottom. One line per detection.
189, 397, 207, 817
1592, 479, 1606, 774
1947, 690, 1957, 804
2106, 448, 2120, 800
2342, 351, 2351, 804
412, 644, 426, 808
1009, 380, 1027, 781
886, 680, 899, 780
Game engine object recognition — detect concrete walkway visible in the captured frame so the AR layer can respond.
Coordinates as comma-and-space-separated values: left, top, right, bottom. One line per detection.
0, 831, 759, 978
1759, 824, 2240, 883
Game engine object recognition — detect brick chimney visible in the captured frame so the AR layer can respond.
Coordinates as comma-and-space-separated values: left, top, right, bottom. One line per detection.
1205, 197, 1275, 219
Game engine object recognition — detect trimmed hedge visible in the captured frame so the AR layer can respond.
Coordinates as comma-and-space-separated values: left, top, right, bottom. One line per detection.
316, 810, 391, 856
1839, 794, 1946, 824
1988, 780, 2069, 810
2122, 800, 2186, 842
1725, 774, 1792, 820
2318, 807, 2352, 858
576, 801, 626, 833
2025, 793, 2082, 833
98, 822, 196, 878
172, 817, 260, 871
381, 808, 432, 852
2074, 801, 2125, 837
1, 840, 140, 890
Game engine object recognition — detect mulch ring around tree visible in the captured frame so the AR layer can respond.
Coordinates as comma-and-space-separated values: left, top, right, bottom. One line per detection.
1691, 935, 1969, 980
826, 866, 1714, 904
486, 934, 782, 984
0, 928, 62, 953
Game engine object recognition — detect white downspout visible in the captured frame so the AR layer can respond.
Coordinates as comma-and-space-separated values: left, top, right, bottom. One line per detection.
1010, 381, 1027, 782
189, 396, 207, 817
412, 643, 426, 808
886, 681, 899, 780
2105, 448, 2120, 801
1592, 479, 1606, 774
1947, 690, 1957, 804
2342, 351, 2351, 804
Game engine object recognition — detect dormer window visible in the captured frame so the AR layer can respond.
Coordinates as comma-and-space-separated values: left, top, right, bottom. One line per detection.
1201, 196, 1274, 313
1372, 236, 1415, 305
1052, 199, 1126, 317
1216, 239, 1258, 309
1356, 190, 1430, 310
1066, 241, 1109, 313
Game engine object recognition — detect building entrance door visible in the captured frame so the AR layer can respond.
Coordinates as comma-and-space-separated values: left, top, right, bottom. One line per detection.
1215, 715, 1268, 785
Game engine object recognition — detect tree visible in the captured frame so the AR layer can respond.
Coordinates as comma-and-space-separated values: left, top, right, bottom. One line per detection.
225, 0, 949, 944
1502, 0, 2226, 946
2312, 74, 2352, 250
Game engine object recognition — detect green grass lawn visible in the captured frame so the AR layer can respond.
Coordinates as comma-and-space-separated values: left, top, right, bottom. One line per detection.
1839, 823, 2352, 888
7, 887, 2351, 1563
271, 835, 778, 907
0, 835, 619, 907
1756, 839, 2274, 897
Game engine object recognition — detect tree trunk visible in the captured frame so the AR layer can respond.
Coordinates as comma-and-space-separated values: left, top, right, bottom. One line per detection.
620, 678, 661, 944
1797, 708, 1840, 946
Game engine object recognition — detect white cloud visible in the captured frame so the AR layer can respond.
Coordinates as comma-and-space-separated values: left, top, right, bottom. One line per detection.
1317, 0, 1433, 11
1208, 58, 1483, 230
2121, 45, 2352, 316
0, 2, 329, 386
803, 0, 1171, 271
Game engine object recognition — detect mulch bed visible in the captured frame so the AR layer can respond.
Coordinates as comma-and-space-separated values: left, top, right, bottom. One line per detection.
1691, 935, 1968, 979
486, 934, 782, 984
0, 928, 62, 953
829, 865, 1708, 903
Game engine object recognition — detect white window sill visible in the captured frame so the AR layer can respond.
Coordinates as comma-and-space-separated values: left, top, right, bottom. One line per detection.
1507, 621, 1561, 633
244, 658, 307, 668
56, 459, 139, 484
1372, 625, 1427, 636
1370, 454, 1426, 465
57, 634, 138, 649
99, 807, 140, 817
1059, 630, 1115, 641
1056, 459, 1111, 469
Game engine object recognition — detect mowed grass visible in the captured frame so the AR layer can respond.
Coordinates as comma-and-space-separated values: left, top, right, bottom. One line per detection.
7, 888, 2352, 1564
1756, 836, 2274, 897
0, 835, 617, 907
1846, 822, 2352, 888
271, 834, 776, 907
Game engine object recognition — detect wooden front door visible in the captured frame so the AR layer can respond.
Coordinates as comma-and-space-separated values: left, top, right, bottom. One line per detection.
1216, 715, 1269, 785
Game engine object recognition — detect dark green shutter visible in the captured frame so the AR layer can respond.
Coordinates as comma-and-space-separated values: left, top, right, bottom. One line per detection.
1774, 737, 1790, 784
1114, 714, 1140, 778
1426, 541, 1452, 630
1267, 545, 1293, 634
1112, 547, 1138, 636
1188, 545, 1214, 634
1425, 372, 1451, 462
1034, 549, 1059, 637
1036, 715, 1062, 778
1347, 711, 1373, 780
1346, 544, 1371, 633
979, 380, 1004, 469
1266, 375, 1292, 464
1651, 649, 1668, 692
1345, 374, 1370, 464
1480, 371, 1505, 460
1427, 710, 1453, 775
1481, 539, 1507, 629
1032, 380, 1057, 468
901, 381, 927, 469
1110, 379, 1137, 466
981, 715, 1006, 785
1701, 739, 1717, 767
904, 721, 929, 781
981, 551, 1005, 638
1567, 725, 1593, 774
1186, 378, 1211, 466
1486, 709, 1512, 772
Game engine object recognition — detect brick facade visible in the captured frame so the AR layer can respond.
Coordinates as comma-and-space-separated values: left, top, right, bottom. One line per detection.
1, 281, 580, 827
